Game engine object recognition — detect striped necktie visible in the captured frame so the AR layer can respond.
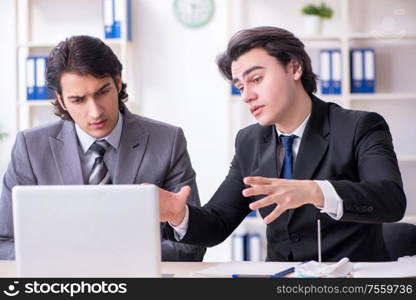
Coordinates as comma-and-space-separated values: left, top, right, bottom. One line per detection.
88, 139, 112, 185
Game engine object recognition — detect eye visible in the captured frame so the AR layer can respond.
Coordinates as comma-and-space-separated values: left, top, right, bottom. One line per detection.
70, 97, 83, 103
236, 85, 244, 93
97, 89, 110, 96
252, 76, 262, 84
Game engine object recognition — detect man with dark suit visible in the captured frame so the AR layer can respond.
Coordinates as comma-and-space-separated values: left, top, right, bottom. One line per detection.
159, 26, 406, 262
0, 35, 205, 261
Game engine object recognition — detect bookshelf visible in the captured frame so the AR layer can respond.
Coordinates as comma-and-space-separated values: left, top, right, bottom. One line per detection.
14, 0, 134, 131
226, 0, 416, 260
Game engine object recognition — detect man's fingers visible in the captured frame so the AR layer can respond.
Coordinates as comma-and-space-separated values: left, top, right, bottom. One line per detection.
242, 185, 273, 197
249, 194, 282, 210
263, 205, 286, 224
178, 185, 191, 202
243, 176, 273, 185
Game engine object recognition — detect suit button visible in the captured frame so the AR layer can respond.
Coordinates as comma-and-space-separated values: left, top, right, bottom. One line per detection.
367, 206, 374, 212
290, 233, 300, 242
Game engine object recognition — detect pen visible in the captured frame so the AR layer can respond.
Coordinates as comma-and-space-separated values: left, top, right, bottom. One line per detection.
231, 266, 295, 278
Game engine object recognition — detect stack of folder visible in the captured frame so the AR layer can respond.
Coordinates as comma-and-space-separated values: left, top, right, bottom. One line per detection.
350, 48, 376, 93
319, 49, 342, 95
26, 56, 54, 101
103, 0, 132, 40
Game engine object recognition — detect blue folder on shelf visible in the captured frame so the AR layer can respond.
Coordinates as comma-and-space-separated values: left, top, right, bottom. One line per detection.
103, 0, 132, 40
319, 49, 342, 95
350, 48, 375, 93
26, 56, 53, 101
26, 57, 36, 100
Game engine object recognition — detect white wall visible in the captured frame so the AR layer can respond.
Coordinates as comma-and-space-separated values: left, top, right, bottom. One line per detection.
0, 1, 17, 178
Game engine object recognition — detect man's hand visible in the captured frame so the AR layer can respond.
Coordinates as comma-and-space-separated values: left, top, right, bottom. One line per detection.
242, 177, 324, 224
159, 185, 190, 226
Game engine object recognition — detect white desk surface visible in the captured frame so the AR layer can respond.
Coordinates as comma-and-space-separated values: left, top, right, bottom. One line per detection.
0, 261, 219, 278
0, 261, 414, 278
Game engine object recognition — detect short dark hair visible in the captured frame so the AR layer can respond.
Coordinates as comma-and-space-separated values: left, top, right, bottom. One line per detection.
46, 35, 128, 120
216, 26, 317, 93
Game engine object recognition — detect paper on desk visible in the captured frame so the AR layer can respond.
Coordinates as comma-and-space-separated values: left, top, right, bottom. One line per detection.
194, 261, 296, 277
353, 261, 416, 278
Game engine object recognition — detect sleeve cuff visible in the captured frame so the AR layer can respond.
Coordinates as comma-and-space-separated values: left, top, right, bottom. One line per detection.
168, 205, 189, 241
314, 180, 344, 220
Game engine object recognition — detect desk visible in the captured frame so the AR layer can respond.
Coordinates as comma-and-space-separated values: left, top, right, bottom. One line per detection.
0, 261, 414, 277
0, 261, 219, 277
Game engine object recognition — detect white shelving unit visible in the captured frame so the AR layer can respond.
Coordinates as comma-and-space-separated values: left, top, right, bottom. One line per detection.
225, 0, 416, 260
14, 0, 134, 131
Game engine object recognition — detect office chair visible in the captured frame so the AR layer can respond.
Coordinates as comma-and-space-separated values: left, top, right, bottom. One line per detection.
383, 222, 416, 261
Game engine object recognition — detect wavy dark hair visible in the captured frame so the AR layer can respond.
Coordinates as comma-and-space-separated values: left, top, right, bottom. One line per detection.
216, 26, 317, 93
46, 35, 128, 120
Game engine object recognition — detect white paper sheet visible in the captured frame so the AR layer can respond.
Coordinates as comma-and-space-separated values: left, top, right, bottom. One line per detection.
194, 261, 297, 277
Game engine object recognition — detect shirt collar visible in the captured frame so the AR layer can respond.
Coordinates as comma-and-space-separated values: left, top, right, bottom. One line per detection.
275, 113, 311, 139
75, 111, 123, 154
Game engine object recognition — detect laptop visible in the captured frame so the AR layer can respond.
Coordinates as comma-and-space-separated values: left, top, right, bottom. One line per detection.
12, 184, 161, 277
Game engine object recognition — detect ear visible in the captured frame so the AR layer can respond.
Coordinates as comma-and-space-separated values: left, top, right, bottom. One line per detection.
291, 60, 303, 81
55, 92, 68, 111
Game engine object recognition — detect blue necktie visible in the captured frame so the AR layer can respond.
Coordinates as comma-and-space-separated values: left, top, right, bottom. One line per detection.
279, 134, 297, 179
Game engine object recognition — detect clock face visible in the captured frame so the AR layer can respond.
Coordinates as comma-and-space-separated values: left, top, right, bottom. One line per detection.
173, 0, 214, 28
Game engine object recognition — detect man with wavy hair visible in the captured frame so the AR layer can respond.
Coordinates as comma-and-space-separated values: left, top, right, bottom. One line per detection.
0, 35, 205, 261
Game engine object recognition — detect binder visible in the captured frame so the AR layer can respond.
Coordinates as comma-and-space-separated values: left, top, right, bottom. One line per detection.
231, 84, 241, 95
319, 50, 331, 94
351, 48, 375, 93
26, 57, 36, 100
103, 0, 132, 40
35, 57, 53, 100
363, 49, 375, 93
246, 233, 262, 262
331, 49, 342, 94
231, 234, 245, 261
103, 0, 114, 39
319, 49, 342, 94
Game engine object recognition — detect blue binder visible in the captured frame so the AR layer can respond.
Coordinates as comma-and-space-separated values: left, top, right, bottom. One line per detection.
103, 0, 132, 40
319, 49, 342, 94
35, 57, 54, 100
350, 48, 375, 93
26, 57, 36, 100
231, 85, 241, 95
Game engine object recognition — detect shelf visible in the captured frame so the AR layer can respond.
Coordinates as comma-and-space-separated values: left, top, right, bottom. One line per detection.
298, 35, 342, 42
17, 39, 130, 49
348, 32, 416, 41
19, 100, 53, 107
350, 93, 416, 101
398, 155, 416, 162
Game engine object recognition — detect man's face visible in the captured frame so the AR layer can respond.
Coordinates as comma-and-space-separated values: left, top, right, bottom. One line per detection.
58, 73, 121, 138
231, 47, 301, 126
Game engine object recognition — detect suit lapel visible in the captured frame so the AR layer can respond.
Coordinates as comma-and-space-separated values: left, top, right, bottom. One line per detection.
256, 126, 280, 218
49, 121, 84, 185
113, 108, 149, 184
289, 96, 330, 223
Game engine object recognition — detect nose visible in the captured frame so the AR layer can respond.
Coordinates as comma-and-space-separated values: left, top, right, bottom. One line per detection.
241, 86, 257, 104
88, 99, 104, 119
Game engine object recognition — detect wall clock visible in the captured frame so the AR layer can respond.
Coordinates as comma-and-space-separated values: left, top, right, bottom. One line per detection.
173, 0, 215, 28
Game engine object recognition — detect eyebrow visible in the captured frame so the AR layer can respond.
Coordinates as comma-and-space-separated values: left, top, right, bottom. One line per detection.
232, 66, 264, 85
66, 82, 112, 100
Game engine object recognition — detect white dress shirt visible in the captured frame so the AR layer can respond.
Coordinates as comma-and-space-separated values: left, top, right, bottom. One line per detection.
171, 114, 344, 240
75, 112, 123, 183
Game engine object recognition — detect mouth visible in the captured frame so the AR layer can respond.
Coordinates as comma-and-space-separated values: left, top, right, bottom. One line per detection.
250, 105, 265, 116
89, 119, 107, 129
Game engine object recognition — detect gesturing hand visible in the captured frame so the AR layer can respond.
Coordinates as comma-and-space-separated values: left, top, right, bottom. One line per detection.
242, 176, 324, 224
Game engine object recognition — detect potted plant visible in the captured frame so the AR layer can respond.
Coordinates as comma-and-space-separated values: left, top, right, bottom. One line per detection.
301, 3, 333, 35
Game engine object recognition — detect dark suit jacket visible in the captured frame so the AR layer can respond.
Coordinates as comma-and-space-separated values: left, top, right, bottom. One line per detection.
165, 95, 406, 262
0, 105, 206, 261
